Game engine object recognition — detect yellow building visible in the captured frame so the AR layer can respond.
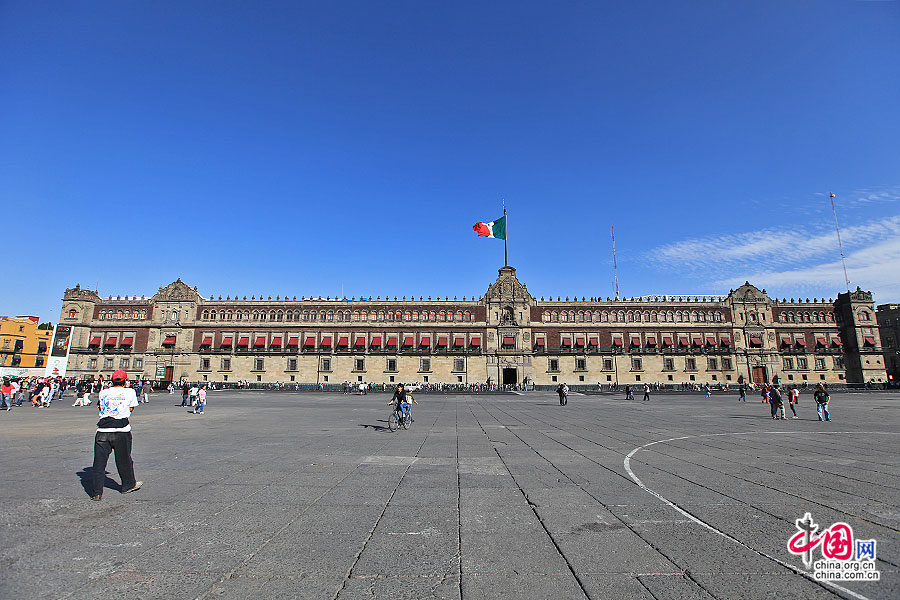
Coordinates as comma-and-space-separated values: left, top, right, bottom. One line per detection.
0, 316, 52, 374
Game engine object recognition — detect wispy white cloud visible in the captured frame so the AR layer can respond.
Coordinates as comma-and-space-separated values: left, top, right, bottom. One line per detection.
714, 236, 900, 303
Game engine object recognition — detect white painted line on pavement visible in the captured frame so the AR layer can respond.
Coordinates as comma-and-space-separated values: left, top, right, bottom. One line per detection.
624, 431, 899, 600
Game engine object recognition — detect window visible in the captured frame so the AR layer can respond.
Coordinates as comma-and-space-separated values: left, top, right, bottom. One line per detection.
119, 357, 129, 368
783, 357, 793, 369
549, 358, 559, 372
833, 356, 845, 369
453, 358, 465, 372
104, 357, 114, 369
354, 358, 365, 372
631, 358, 642, 371
288, 358, 298, 371
420, 358, 431, 372
707, 358, 718, 370
221, 358, 231, 371
815, 358, 826, 370
134, 358, 143, 369
68, 309, 77, 318
386, 358, 397, 372
721, 358, 732, 370
89, 358, 97, 369
35, 356, 44, 367
685, 358, 696, 371
254, 358, 265, 371
576, 358, 586, 371
321, 358, 331, 371
603, 358, 613, 370
663, 358, 674, 371
200, 358, 210, 370
797, 357, 808, 370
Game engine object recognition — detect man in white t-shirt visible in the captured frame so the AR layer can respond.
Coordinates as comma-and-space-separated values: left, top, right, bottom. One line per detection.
91, 370, 142, 501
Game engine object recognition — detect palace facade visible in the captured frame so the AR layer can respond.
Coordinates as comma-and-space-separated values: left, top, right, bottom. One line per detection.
57, 267, 887, 386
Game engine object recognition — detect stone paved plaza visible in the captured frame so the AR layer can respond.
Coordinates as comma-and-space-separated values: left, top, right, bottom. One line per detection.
1, 389, 898, 599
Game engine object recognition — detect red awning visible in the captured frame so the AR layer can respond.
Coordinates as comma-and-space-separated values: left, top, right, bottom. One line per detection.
795, 338, 807, 347
534, 338, 546, 347
104, 337, 117, 346
420, 337, 431, 347
749, 336, 763, 347
163, 335, 177, 345
503, 336, 515, 345
89, 336, 101, 346
402, 336, 413, 347
237, 337, 249, 346
453, 337, 465, 347
321, 336, 332, 346
815, 337, 826, 347
589, 337, 599, 346
470, 337, 481, 346
691, 336, 702, 347
287, 337, 299, 346
271, 336, 282, 346
254, 337, 266, 347
662, 336, 673, 346
120, 336, 134, 346
705, 336, 716, 346
200, 336, 212, 346
221, 336, 233, 347
436, 337, 448, 347
631, 337, 641, 347
646, 336, 657, 346
337, 337, 349, 347
355, 337, 366, 347
371, 336, 382, 347
831, 337, 843, 347
574, 338, 585, 347
304, 336, 315, 346
387, 336, 398, 346
613, 338, 623, 346
864, 336, 877, 347
561, 338, 572, 346
720, 336, 731, 346
780, 336, 792, 347
678, 336, 689, 347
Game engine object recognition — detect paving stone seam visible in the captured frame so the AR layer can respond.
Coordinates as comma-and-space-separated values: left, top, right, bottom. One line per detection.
472, 400, 709, 599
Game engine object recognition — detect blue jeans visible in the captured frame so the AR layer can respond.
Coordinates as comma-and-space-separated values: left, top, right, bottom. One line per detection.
1, 393, 10, 409
195, 400, 205, 413
142, 393, 149, 403
817, 403, 830, 421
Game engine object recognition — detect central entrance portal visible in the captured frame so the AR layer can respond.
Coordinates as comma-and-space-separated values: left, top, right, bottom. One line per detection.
751, 366, 768, 385
502, 368, 517, 385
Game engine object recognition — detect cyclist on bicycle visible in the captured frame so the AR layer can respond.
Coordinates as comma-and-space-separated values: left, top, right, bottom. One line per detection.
387, 383, 417, 420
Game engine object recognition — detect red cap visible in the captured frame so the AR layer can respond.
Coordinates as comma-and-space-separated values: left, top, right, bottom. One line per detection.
111, 370, 128, 383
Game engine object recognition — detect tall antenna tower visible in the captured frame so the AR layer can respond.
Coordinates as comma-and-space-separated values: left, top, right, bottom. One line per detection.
830, 193, 851, 292
611, 226, 620, 300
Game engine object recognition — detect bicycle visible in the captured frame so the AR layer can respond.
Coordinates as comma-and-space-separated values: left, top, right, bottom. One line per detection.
388, 402, 411, 431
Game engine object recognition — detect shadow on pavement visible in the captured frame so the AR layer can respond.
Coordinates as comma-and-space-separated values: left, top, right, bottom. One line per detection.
76, 466, 121, 496
359, 421, 390, 432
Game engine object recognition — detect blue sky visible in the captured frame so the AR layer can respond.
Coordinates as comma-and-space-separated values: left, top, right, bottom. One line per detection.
2, 1, 899, 323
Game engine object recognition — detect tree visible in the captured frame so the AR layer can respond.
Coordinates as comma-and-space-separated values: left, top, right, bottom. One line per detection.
38, 322, 53, 330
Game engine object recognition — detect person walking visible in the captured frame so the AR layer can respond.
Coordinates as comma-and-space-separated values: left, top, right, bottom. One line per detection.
91, 370, 142, 501
193, 385, 206, 414
625, 385, 634, 401
642, 383, 651, 402
181, 380, 190, 407
738, 383, 746, 402
769, 386, 784, 419
814, 384, 831, 421
562, 383, 569, 405
556, 383, 565, 405
786, 386, 799, 418
1, 378, 12, 411
141, 380, 150, 404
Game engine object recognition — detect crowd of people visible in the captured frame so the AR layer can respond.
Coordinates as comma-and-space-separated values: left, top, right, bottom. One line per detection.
755, 382, 832, 421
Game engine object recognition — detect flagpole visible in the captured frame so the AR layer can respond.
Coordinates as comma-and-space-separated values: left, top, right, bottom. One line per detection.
503, 202, 508, 267
830, 193, 850, 292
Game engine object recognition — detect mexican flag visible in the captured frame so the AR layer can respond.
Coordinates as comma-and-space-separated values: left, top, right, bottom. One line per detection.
473, 215, 506, 240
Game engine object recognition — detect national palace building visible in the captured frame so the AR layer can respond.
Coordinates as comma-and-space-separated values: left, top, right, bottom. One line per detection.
56, 266, 888, 387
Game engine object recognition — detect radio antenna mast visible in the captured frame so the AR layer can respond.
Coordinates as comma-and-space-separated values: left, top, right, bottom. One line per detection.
611, 226, 620, 300
830, 193, 850, 292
